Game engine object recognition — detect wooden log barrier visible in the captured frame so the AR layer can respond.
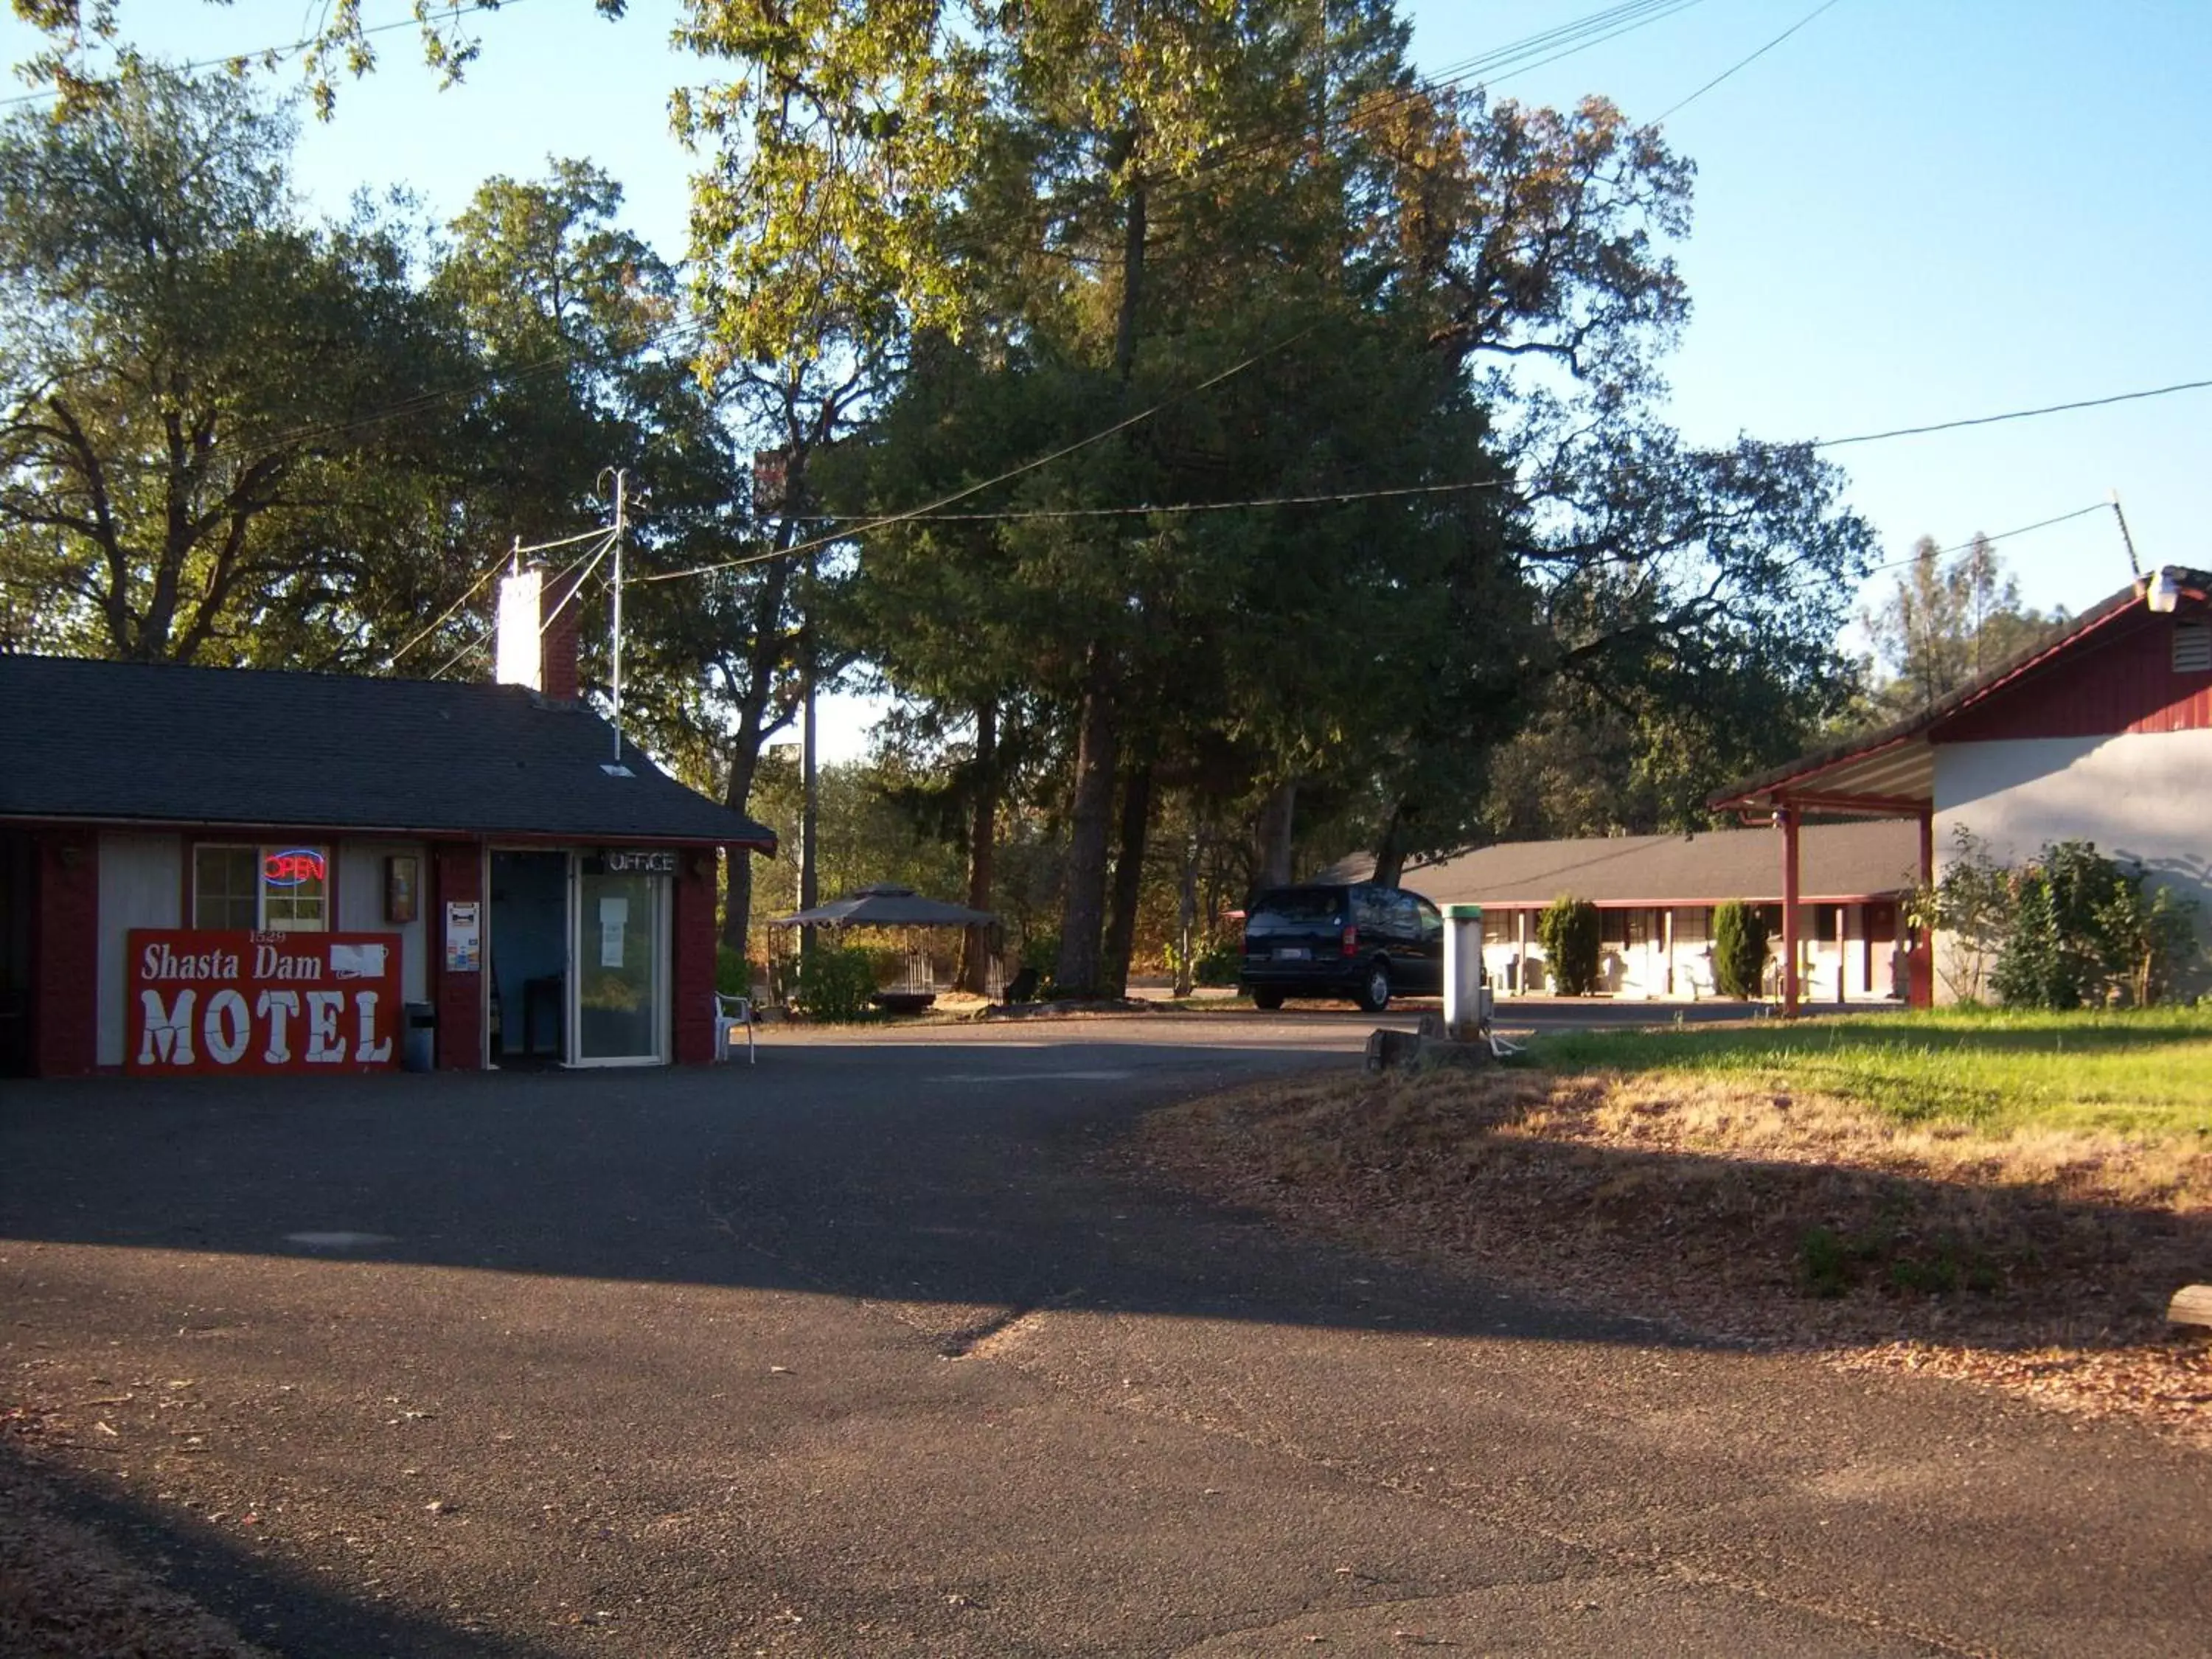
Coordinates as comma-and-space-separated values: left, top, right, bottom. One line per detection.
2167, 1284, 2212, 1329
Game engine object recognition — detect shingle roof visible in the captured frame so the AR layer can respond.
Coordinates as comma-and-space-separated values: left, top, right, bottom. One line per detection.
771, 883, 998, 928
1321, 818, 1918, 907
0, 655, 776, 849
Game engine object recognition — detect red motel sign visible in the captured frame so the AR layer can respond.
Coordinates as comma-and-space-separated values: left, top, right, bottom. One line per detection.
127, 930, 400, 1074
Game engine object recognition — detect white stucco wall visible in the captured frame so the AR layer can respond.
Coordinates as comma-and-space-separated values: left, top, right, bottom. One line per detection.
337, 840, 428, 1004
1934, 730, 2212, 997
97, 832, 182, 1066
1484, 905, 1898, 1003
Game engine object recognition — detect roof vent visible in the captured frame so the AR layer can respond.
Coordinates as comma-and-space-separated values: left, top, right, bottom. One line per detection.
600, 762, 635, 778
2176, 621, 2211, 675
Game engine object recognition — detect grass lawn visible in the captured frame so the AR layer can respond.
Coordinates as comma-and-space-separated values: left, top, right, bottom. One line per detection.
1521, 1006, 2212, 1138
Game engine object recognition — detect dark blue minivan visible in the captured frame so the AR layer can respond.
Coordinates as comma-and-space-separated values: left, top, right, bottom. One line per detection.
1239, 882, 1445, 1012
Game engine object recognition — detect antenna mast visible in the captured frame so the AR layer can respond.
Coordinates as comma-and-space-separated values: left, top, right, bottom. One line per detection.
2110, 490, 2141, 579
610, 470, 627, 763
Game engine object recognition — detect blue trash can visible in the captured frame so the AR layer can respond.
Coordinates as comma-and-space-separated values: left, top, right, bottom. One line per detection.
402, 1001, 437, 1073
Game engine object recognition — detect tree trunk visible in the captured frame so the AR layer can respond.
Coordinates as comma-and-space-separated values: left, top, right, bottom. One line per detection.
1100, 760, 1154, 998
1054, 649, 1119, 995
1113, 173, 1146, 386
1371, 799, 1411, 888
720, 742, 762, 951
1254, 778, 1298, 891
957, 698, 998, 995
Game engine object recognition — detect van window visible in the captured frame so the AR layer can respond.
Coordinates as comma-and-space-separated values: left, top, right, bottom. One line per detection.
1248, 888, 1345, 928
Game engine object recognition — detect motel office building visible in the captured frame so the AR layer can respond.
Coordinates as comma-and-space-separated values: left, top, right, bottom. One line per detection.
0, 654, 773, 1079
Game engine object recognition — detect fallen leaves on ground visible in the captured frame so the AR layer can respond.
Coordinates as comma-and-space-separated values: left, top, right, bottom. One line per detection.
1127, 1065, 2212, 1444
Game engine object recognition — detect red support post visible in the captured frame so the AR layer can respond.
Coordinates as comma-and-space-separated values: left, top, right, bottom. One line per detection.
1781, 807, 1801, 1018
1913, 807, 1936, 1008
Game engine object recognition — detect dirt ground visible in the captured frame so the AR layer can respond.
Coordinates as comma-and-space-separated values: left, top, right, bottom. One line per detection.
1128, 1062, 2212, 1444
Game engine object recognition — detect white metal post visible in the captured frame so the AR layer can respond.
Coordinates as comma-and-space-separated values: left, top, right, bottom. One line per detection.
1443, 903, 1489, 1042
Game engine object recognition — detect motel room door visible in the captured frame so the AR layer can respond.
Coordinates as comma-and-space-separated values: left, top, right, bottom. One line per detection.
573, 851, 671, 1065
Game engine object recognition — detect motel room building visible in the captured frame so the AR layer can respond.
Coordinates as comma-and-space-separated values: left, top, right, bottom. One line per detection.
1335, 818, 1921, 1004
0, 644, 774, 1080
1714, 564, 2212, 1010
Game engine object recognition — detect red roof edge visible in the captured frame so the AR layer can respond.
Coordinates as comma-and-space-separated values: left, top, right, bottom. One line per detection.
1709, 565, 2210, 810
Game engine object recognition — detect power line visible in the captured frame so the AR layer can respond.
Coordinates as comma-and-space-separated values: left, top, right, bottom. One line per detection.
1161, 0, 1705, 201
1813, 377, 2212, 448
634, 324, 1323, 587
384, 543, 512, 668
1861, 502, 2109, 577
386, 520, 616, 671
817, 476, 1509, 524
9, 1, 1700, 487
1649, 0, 1847, 125
0, 0, 536, 109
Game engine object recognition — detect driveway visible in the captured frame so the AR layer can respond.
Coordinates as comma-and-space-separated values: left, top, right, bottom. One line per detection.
3, 1014, 2203, 1656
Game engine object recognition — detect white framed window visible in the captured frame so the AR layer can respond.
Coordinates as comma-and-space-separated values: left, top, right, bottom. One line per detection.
192, 844, 330, 932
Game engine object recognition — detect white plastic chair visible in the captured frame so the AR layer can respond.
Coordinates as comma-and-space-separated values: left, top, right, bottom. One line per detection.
714, 992, 757, 1065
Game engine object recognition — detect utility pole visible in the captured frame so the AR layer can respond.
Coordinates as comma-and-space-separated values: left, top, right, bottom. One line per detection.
798, 543, 820, 964
2110, 490, 2141, 579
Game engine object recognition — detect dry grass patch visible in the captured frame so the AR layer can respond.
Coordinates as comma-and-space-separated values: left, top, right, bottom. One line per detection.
1133, 1065, 2212, 1441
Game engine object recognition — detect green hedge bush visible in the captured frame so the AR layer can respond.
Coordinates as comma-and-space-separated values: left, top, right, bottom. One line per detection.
1711, 900, 1770, 1001
1538, 895, 1601, 996
790, 945, 880, 1022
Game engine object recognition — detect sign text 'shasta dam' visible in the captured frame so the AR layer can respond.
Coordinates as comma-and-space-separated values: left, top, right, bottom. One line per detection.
128, 930, 403, 1074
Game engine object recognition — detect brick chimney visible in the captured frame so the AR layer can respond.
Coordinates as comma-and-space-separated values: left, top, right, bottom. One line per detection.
493, 562, 582, 700
540, 563, 582, 702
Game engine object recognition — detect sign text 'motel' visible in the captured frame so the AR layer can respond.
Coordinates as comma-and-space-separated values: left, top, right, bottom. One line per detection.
599, 847, 678, 875
128, 930, 400, 1074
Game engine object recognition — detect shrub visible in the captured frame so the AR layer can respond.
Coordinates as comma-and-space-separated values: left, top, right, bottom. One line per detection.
1166, 934, 1240, 990
1711, 900, 1770, 1001
1990, 838, 2202, 1009
715, 945, 759, 998
1537, 895, 1601, 995
789, 945, 879, 1022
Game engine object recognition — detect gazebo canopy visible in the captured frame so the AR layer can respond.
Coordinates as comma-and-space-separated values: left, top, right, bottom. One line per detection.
771, 883, 998, 930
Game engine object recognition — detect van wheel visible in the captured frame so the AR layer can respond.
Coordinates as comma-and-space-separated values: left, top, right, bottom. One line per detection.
1355, 961, 1392, 1013
1251, 989, 1285, 1010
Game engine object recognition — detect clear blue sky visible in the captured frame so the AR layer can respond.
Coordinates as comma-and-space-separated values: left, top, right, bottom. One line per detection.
8, 1, 2209, 759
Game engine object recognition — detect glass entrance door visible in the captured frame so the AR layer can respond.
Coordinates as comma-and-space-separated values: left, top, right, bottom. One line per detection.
574, 865, 667, 1063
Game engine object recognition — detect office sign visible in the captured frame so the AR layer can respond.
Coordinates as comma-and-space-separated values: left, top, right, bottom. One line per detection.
128, 930, 400, 1074
594, 847, 678, 876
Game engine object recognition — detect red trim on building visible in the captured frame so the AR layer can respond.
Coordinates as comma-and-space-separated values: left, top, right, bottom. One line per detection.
671, 852, 718, 1065
1933, 612, 2212, 742
32, 829, 99, 1077
431, 841, 483, 1071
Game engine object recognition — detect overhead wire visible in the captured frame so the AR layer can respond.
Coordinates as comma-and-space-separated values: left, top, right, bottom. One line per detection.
1860, 503, 2111, 577
1648, 0, 1848, 125
1812, 377, 2212, 448
12, 0, 1703, 481
813, 476, 1509, 524
0, 0, 537, 109
386, 521, 614, 672
633, 323, 1324, 586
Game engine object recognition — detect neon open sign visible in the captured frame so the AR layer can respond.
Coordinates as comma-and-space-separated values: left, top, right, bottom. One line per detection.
263, 849, 327, 887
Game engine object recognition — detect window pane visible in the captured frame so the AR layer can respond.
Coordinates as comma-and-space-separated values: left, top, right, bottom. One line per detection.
192, 846, 257, 931
260, 846, 329, 933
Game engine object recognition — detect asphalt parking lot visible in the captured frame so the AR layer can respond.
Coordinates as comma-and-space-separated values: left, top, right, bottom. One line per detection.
4, 1009, 2203, 1657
